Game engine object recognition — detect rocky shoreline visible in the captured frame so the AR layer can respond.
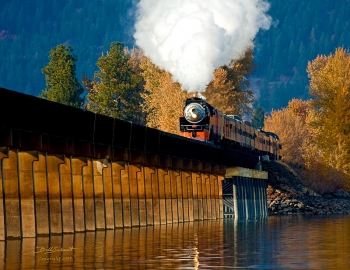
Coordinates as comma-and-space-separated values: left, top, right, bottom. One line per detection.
264, 161, 350, 215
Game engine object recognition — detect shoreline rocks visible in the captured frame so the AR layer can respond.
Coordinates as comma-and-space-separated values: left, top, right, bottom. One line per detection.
267, 185, 350, 215
264, 161, 350, 216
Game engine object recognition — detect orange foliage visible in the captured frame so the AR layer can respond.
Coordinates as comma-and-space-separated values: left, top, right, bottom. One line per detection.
140, 56, 188, 134
204, 48, 255, 116
306, 48, 350, 191
264, 99, 310, 165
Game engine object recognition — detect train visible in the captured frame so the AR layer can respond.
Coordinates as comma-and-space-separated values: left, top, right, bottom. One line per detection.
179, 97, 281, 161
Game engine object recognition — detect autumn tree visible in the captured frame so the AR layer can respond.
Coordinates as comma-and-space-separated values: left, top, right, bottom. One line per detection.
40, 44, 84, 108
140, 56, 188, 134
138, 47, 260, 134
84, 42, 144, 123
204, 47, 256, 116
306, 47, 350, 190
264, 99, 309, 165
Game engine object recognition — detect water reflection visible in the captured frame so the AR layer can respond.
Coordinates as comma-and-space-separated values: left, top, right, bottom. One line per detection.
264, 215, 350, 269
1, 216, 350, 269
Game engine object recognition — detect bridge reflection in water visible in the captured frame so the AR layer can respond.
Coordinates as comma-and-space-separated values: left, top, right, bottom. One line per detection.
1, 220, 227, 270
2, 216, 349, 269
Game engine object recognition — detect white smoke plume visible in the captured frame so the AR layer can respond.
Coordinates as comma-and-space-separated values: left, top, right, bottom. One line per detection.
134, 0, 271, 92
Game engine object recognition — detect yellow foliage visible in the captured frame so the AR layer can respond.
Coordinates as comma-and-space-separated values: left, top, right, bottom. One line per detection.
264, 99, 310, 165
204, 67, 236, 114
263, 96, 348, 192
139, 47, 255, 132
306, 47, 350, 189
140, 56, 188, 134
204, 48, 255, 116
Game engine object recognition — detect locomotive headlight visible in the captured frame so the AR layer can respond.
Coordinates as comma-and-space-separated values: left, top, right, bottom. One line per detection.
184, 103, 206, 124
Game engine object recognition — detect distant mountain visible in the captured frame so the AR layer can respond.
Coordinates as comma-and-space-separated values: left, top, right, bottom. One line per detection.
253, 0, 350, 111
1, 0, 350, 112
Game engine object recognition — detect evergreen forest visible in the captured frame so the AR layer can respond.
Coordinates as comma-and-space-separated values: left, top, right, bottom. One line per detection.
1, 0, 350, 112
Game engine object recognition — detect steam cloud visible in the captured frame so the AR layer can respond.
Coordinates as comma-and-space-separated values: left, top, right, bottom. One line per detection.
134, 0, 271, 92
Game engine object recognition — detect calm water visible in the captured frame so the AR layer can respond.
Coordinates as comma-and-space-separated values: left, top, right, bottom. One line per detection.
2, 215, 350, 269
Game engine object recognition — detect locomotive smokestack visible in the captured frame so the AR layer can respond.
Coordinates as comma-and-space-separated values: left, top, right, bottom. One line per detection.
191, 91, 206, 99
134, 0, 271, 92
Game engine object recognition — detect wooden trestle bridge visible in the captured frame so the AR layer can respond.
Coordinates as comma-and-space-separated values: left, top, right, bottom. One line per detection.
0, 87, 269, 239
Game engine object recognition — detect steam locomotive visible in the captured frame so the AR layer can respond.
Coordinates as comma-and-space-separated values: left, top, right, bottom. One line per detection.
179, 97, 281, 160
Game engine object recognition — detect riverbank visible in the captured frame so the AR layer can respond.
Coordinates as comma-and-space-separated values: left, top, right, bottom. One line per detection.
264, 161, 350, 215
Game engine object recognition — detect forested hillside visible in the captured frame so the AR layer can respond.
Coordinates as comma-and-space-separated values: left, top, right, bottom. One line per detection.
0, 0, 135, 96
1, 0, 350, 112
254, 0, 350, 111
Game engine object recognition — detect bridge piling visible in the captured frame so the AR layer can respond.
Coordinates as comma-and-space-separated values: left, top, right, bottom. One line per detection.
144, 166, 155, 225
60, 156, 74, 233
158, 168, 167, 225
170, 170, 180, 223
129, 164, 141, 227
83, 158, 95, 231
93, 159, 107, 230
151, 166, 161, 225
18, 151, 38, 237
33, 152, 50, 235
102, 160, 115, 229
0, 148, 7, 240
120, 163, 131, 227
256, 180, 261, 217
187, 173, 194, 222
3, 150, 22, 238
217, 175, 224, 218
191, 172, 199, 221
164, 169, 172, 224
71, 157, 87, 232
112, 162, 126, 228
181, 171, 190, 222
0, 148, 268, 239
226, 167, 269, 220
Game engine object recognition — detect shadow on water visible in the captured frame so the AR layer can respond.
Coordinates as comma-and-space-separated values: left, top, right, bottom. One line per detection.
1, 215, 350, 269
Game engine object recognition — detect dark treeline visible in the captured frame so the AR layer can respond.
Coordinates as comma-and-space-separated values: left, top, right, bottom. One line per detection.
1, 0, 350, 112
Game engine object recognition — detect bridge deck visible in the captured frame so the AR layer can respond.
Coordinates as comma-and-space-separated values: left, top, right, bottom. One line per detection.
0, 87, 259, 170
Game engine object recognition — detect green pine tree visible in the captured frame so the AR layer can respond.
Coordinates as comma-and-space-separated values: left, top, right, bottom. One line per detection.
84, 42, 143, 122
251, 105, 265, 129
40, 44, 84, 108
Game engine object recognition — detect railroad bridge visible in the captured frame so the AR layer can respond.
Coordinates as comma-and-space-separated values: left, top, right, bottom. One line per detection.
0, 88, 268, 239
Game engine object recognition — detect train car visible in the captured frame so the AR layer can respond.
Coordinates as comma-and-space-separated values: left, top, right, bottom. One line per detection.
258, 130, 281, 160
179, 97, 281, 160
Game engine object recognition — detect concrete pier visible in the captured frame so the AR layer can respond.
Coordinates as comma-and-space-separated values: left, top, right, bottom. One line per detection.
226, 167, 268, 220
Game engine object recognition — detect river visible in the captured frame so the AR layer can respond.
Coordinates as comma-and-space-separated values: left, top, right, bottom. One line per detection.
2, 215, 350, 269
